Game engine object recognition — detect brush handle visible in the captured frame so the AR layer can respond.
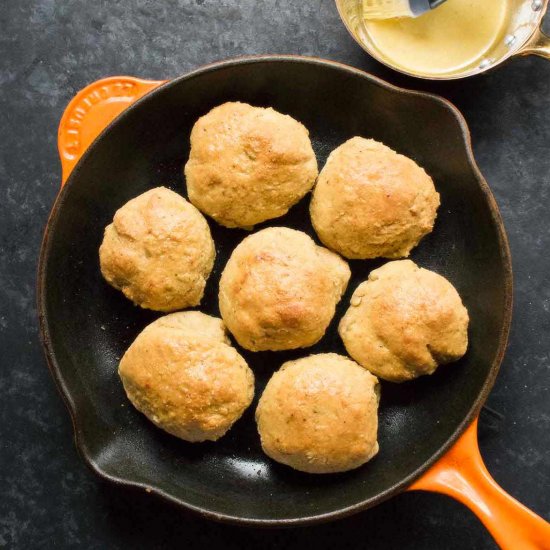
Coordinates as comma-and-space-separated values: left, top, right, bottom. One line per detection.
410, 0, 447, 15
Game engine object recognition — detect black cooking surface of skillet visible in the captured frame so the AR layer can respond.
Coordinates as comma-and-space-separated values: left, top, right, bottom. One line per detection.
38, 57, 512, 524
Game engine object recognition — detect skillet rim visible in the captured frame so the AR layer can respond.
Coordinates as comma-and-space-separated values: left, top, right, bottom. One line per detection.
37, 55, 513, 526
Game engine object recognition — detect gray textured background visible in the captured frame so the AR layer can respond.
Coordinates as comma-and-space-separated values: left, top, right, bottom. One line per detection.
1, 1, 549, 548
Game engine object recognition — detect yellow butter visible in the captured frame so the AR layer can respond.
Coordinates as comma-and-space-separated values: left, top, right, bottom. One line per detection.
364, 0, 509, 75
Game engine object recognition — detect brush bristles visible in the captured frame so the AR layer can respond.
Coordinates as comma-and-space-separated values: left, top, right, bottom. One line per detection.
363, 0, 413, 19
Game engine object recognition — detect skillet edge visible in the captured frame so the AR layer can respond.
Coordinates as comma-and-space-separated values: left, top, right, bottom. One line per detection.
37, 55, 514, 526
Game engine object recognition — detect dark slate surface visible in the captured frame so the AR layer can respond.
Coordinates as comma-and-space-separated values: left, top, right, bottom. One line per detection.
1, 1, 549, 548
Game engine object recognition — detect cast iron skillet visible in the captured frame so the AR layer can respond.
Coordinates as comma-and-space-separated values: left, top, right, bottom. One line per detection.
39, 57, 513, 525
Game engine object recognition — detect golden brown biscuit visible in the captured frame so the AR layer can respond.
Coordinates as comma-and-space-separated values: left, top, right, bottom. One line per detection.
184, 102, 318, 228
310, 137, 440, 259
99, 187, 215, 312
339, 260, 469, 382
219, 227, 350, 351
256, 353, 380, 474
119, 312, 254, 442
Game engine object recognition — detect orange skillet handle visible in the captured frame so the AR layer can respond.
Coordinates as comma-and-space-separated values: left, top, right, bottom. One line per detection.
58, 76, 166, 185
408, 417, 550, 550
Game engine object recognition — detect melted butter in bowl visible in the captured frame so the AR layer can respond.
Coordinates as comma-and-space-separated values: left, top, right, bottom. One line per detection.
364, 0, 510, 76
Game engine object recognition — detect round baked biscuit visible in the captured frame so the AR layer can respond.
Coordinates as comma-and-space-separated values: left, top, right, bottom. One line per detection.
339, 260, 469, 382
99, 187, 215, 312
256, 353, 380, 474
185, 102, 318, 228
119, 312, 254, 442
310, 137, 439, 259
219, 227, 351, 351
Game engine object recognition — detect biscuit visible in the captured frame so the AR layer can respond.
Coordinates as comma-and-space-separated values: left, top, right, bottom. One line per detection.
339, 260, 469, 382
256, 353, 380, 474
310, 137, 439, 259
219, 227, 350, 351
119, 312, 254, 442
99, 187, 215, 312
185, 102, 318, 228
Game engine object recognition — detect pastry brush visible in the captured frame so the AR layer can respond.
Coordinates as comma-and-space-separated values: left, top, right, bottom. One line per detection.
363, 0, 448, 19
